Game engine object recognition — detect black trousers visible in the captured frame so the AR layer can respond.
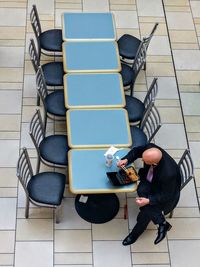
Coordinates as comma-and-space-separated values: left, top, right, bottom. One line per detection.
130, 180, 165, 239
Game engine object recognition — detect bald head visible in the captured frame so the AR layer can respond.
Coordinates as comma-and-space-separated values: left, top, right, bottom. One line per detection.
142, 148, 162, 166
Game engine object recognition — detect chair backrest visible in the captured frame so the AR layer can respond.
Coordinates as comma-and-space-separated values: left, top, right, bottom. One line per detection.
143, 78, 158, 110
178, 149, 194, 190
30, 5, 42, 57
132, 40, 147, 77
16, 147, 33, 196
140, 103, 162, 142
36, 67, 48, 104
29, 109, 45, 154
143, 23, 159, 51
29, 38, 40, 73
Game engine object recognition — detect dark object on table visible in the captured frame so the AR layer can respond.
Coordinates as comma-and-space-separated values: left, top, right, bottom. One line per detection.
107, 166, 138, 186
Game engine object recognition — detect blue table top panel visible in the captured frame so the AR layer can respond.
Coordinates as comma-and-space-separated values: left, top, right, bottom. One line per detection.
64, 73, 125, 108
63, 41, 121, 73
68, 148, 137, 193
67, 109, 132, 148
62, 13, 116, 41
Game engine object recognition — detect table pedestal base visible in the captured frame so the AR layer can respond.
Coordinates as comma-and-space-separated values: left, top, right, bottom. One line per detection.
75, 194, 120, 224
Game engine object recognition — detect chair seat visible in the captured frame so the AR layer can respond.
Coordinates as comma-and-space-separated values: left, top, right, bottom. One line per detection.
45, 90, 66, 117
39, 29, 62, 52
125, 95, 145, 123
42, 62, 64, 86
39, 135, 69, 166
27, 172, 66, 206
120, 63, 135, 87
118, 34, 141, 59
130, 126, 148, 148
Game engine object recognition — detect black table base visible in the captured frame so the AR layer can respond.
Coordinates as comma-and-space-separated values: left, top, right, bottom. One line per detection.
75, 193, 120, 224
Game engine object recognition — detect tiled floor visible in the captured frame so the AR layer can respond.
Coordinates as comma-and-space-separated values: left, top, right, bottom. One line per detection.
0, 0, 200, 266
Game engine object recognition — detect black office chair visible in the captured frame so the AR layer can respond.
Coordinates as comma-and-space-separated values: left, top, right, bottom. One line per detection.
30, 4, 62, 59
125, 78, 158, 124
118, 23, 158, 70
121, 40, 147, 96
29, 39, 64, 105
29, 109, 69, 174
16, 147, 66, 223
130, 103, 162, 148
36, 67, 66, 131
169, 149, 200, 217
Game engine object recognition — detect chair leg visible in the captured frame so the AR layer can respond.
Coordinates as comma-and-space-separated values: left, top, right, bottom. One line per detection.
169, 209, 174, 218
44, 113, 47, 133
25, 198, 30, 218
36, 157, 41, 174
55, 205, 62, 224
37, 93, 40, 106
143, 62, 146, 71
130, 84, 134, 96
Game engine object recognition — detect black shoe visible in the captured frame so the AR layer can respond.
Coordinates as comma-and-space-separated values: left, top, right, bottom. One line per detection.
154, 221, 172, 245
122, 232, 138, 246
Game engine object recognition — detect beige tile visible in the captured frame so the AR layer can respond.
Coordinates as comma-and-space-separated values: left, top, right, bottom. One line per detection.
112, 10, 138, 28
157, 107, 183, 123
169, 30, 198, 43
188, 132, 200, 141
178, 179, 199, 207
148, 36, 171, 56
28, 0, 54, 14
147, 55, 172, 63
131, 230, 168, 252
156, 99, 180, 107
0, 47, 24, 68
55, 230, 92, 252
133, 265, 169, 267
172, 207, 200, 218
132, 252, 169, 265
54, 265, 91, 267
185, 116, 200, 132
0, 82, 22, 90
181, 92, 200, 115
110, 0, 135, 3
116, 28, 140, 39
110, 4, 136, 11
140, 22, 167, 36
0, 91, 22, 114
0, 231, 15, 253
93, 241, 132, 267
56, 2, 82, 9
164, 0, 189, 6
15, 241, 53, 267
0, 187, 17, 197
55, 198, 91, 230
0, 26, 25, 40
0, 8, 26, 26
137, 0, 164, 17
191, 1, 200, 18
23, 75, 36, 97
176, 70, 200, 85
0, 254, 14, 265
171, 43, 199, 50
92, 219, 128, 240
166, 12, 195, 30
0, 168, 18, 187
168, 218, 200, 239
0, 2, 26, 8
146, 62, 174, 77
83, 0, 109, 11
0, 114, 20, 131
0, 198, 17, 229
16, 219, 53, 241
0, 140, 19, 167
139, 17, 165, 23
169, 240, 200, 267
165, 6, 190, 12
0, 68, 23, 82
0, 39, 25, 46
190, 141, 200, 168
54, 252, 92, 265
173, 50, 200, 70
179, 84, 200, 93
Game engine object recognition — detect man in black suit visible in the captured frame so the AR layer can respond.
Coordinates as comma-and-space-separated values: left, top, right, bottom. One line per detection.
117, 143, 181, 246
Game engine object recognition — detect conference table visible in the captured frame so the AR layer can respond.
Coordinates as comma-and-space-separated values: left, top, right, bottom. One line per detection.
62, 41, 121, 73
66, 108, 132, 149
62, 12, 116, 41
68, 148, 137, 223
63, 73, 125, 109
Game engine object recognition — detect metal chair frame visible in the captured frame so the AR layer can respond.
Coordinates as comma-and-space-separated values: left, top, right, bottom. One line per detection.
16, 147, 62, 222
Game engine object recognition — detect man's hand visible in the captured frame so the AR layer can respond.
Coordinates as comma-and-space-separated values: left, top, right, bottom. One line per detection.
117, 159, 128, 168
136, 197, 150, 207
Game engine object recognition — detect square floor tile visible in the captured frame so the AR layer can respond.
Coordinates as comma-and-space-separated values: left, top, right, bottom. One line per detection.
132, 253, 169, 265
189, 141, 200, 168
181, 93, 200, 115
173, 50, 200, 70
28, 0, 54, 14
137, 0, 164, 17
166, 12, 194, 30
93, 241, 132, 267
55, 230, 92, 252
0, 47, 24, 68
0, 140, 19, 167
23, 75, 36, 98
15, 241, 53, 267
148, 36, 171, 56
0, 91, 22, 114
0, 168, 18, 187
54, 252, 92, 265
169, 240, 200, 267
92, 219, 128, 240
16, 219, 53, 241
177, 179, 199, 207
154, 124, 187, 149
190, 1, 200, 18
0, 198, 17, 229
55, 198, 91, 230
83, 0, 109, 11
0, 8, 26, 26
0, 231, 15, 253
112, 11, 138, 28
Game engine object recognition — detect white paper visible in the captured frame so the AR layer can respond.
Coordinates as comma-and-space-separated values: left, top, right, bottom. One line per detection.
79, 195, 88, 203
104, 146, 120, 157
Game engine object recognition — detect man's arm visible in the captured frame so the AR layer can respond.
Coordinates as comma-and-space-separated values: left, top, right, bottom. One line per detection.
121, 145, 147, 164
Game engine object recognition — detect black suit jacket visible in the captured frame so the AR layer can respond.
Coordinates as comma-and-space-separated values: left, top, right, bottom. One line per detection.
123, 143, 181, 214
